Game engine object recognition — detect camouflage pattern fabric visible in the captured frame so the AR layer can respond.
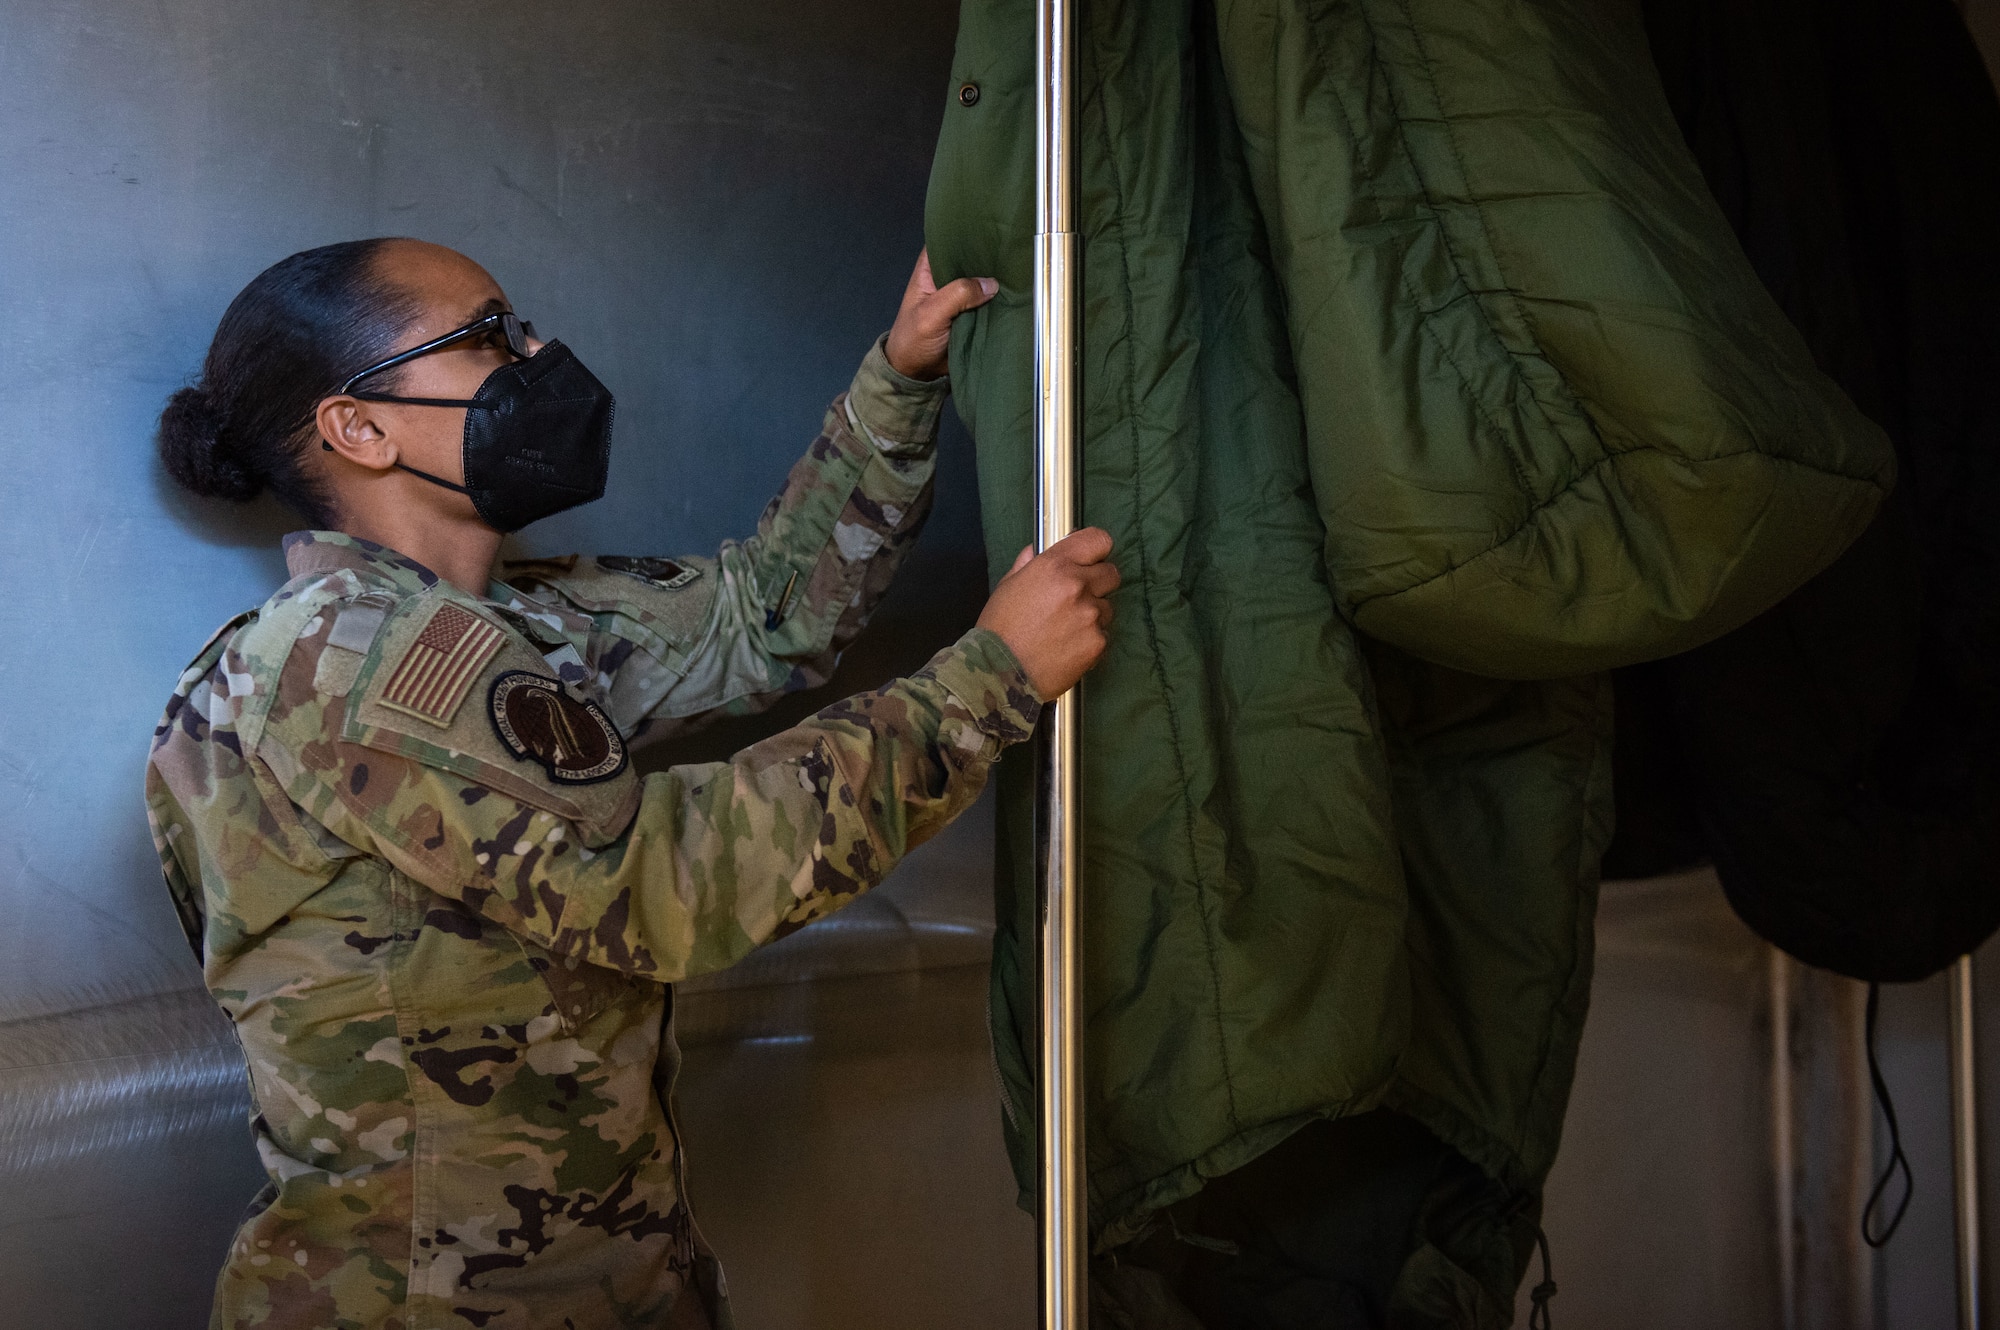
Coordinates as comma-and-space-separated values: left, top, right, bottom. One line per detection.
145, 340, 1042, 1330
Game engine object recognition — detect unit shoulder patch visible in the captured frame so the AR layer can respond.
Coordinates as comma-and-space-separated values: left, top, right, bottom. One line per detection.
488, 671, 628, 784
596, 555, 701, 591
345, 599, 640, 845
379, 602, 505, 727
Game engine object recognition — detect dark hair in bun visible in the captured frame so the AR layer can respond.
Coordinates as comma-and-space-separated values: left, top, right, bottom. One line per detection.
157, 238, 417, 526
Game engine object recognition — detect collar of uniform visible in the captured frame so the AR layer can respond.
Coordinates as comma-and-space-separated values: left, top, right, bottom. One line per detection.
282, 530, 442, 595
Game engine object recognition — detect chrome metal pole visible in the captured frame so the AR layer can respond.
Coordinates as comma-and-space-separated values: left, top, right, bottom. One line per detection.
1952, 954, 1983, 1330
1034, 0, 1085, 1326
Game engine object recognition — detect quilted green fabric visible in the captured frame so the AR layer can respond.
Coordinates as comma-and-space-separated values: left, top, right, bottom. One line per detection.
926, 0, 1887, 1257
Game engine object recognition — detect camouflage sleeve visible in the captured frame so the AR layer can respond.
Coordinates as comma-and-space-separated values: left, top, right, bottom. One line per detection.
261, 618, 1039, 984
499, 336, 951, 747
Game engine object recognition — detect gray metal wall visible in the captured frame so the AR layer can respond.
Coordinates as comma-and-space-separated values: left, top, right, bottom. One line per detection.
1522, 874, 2000, 1329
0, 3, 1011, 1326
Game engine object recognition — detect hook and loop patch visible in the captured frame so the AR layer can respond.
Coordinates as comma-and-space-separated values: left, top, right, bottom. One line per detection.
596, 555, 701, 591
488, 671, 628, 784
380, 603, 506, 728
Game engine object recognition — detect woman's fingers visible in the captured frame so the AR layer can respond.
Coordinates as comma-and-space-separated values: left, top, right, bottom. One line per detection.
906, 250, 938, 302
928, 276, 999, 322
903, 277, 998, 351
974, 530, 1120, 699
1051, 526, 1114, 564
885, 250, 1000, 380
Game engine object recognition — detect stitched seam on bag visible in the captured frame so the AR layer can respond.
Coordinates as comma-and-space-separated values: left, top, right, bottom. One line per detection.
1514, 673, 1611, 1172
1386, 0, 1594, 470
1091, 8, 1245, 1139
1281, 0, 1886, 620
1347, 447, 1891, 613
1308, 0, 1540, 501
1373, 1, 1877, 565
1280, 0, 1571, 592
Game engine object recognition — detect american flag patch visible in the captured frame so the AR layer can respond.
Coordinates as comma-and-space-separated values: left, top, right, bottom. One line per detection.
379, 603, 505, 727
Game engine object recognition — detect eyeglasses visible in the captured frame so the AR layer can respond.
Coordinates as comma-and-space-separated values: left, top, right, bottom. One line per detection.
337, 310, 539, 398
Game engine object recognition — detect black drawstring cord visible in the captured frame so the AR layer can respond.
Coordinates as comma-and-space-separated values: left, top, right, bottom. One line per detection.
1861, 981, 1914, 1247
1527, 1223, 1557, 1329
1498, 1187, 1557, 1329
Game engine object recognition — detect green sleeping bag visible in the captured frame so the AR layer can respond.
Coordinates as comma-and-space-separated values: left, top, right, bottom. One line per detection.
925, 0, 1890, 1299
941, 0, 1892, 679
1212, 0, 1891, 677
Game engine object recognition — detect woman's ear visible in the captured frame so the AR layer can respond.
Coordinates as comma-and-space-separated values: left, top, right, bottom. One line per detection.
314, 396, 397, 473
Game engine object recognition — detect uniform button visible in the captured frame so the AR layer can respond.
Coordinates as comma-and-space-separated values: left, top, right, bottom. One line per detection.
959, 82, 981, 108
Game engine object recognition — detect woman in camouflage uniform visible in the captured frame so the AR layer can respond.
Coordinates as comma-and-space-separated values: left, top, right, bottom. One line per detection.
146, 237, 1116, 1330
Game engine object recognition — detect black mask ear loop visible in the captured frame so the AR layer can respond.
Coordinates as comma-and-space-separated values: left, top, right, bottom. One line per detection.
320, 439, 475, 496
317, 384, 500, 497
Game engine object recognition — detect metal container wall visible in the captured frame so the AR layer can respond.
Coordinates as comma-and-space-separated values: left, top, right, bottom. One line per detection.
0, 3, 1020, 1326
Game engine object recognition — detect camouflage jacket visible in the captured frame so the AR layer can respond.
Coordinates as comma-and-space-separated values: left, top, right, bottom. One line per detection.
144, 340, 1042, 1330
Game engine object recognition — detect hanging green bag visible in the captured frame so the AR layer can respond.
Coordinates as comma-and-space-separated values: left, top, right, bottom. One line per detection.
1206, 0, 1892, 676
925, 0, 1890, 1277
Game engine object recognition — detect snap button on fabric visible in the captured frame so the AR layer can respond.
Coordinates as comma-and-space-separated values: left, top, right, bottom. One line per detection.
959, 82, 981, 107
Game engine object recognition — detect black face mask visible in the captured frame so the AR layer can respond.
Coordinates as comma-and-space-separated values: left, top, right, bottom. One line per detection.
344, 341, 616, 533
